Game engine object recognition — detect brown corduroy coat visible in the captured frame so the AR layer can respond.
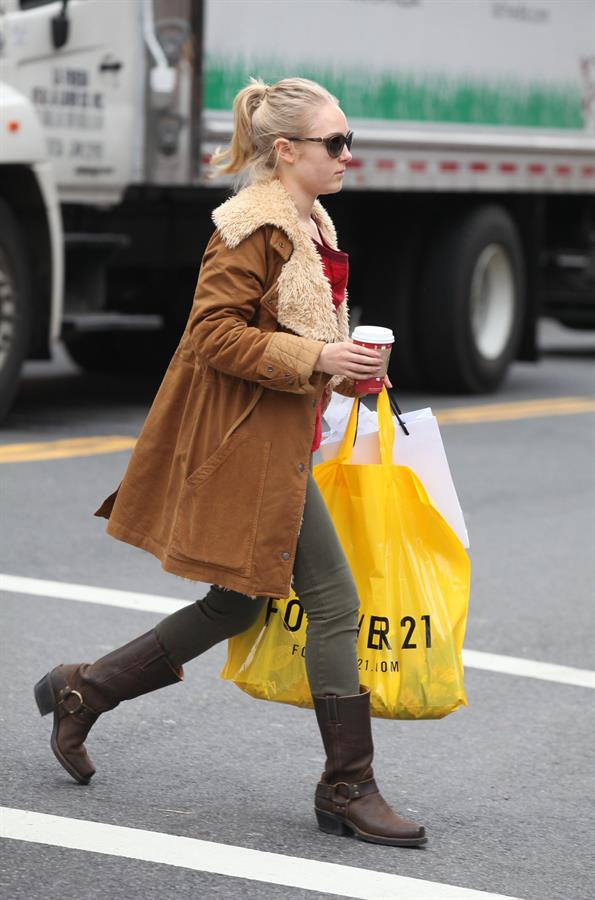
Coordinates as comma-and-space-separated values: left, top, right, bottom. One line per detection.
95, 177, 357, 598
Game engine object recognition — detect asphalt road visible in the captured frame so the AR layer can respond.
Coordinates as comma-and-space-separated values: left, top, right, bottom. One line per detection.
1, 319, 594, 900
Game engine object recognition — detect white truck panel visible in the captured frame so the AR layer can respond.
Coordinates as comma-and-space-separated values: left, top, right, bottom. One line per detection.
0, 81, 63, 339
2, 0, 145, 205
32, 159, 65, 342
202, 0, 595, 193
0, 81, 47, 163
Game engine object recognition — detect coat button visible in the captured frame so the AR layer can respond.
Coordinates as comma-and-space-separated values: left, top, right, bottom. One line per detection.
278, 241, 285, 249
281, 552, 290, 560
298, 463, 305, 472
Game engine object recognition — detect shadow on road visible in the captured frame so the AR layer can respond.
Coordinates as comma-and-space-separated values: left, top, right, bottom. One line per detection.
3, 320, 595, 434
5, 351, 163, 432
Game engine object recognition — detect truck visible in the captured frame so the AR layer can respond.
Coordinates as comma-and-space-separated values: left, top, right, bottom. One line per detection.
0, 0, 594, 421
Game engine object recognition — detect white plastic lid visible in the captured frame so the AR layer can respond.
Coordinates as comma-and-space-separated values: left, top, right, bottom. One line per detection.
351, 325, 395, 344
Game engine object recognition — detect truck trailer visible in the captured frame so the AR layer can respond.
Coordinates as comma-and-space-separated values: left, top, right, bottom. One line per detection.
0, 0, 594, 420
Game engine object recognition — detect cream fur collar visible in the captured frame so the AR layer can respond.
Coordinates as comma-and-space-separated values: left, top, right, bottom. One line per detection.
211, 179, 351, 365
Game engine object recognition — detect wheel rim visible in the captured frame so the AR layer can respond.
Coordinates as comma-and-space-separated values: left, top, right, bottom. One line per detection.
0, 248, 18, 373
469, 243, 515, 361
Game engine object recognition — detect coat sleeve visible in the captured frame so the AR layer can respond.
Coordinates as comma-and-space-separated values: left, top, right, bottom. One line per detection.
186, 228, 326, 394
332, 377, 358, 397
320, 376, 357, 416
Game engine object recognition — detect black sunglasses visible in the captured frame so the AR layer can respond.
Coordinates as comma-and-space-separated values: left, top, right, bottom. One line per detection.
283, 130, 354, 159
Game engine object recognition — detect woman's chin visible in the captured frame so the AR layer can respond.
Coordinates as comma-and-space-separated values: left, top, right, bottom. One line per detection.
319, 179, 344, 196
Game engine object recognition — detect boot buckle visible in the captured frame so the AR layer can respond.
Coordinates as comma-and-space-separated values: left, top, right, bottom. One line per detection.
331, 782, 362, 808
59, 687, 85, 715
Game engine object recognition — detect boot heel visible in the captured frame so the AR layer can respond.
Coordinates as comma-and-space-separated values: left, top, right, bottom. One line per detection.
34, 673, 56, 716
315, 809, 351, 836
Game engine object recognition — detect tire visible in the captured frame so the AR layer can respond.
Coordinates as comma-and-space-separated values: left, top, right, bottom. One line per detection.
417, 205, 525, 393
0, 199, 32, 423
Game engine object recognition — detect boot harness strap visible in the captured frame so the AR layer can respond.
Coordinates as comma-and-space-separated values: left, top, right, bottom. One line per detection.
317, 777, 378, 811
57, 686, 99, 722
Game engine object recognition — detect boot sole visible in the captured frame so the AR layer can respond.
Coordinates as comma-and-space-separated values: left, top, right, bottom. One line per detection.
34, 672, 93, 786
315, 808, 427, 848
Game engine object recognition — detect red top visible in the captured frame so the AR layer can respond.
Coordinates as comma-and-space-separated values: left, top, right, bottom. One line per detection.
310, 230, 349, 453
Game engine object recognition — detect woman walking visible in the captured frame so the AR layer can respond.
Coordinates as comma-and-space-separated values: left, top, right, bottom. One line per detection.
34, 78, 426, 848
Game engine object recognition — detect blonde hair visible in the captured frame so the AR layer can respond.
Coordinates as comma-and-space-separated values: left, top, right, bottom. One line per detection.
209, 77, 339, 185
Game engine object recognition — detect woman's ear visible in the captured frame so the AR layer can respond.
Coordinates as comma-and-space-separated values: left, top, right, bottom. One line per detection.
273, 137, 296, 166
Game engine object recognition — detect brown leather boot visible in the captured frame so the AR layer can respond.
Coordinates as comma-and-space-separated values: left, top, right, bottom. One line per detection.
312, 685, 427, 847
34, 629, 183, 785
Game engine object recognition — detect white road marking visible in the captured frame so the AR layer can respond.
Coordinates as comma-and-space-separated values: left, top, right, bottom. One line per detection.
2, 573, 594, 690
0, 573, 188, 616
1, 807, 523, 900
462, 649, 595, 689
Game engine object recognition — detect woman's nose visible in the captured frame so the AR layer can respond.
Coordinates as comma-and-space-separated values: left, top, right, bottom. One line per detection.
340, 145, 352, 164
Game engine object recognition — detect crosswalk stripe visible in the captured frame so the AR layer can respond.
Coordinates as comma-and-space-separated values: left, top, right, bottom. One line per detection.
0, 573, 187, 616
0, 807, 523, 900
2, 574, 593, 690
461, 649, 595, 689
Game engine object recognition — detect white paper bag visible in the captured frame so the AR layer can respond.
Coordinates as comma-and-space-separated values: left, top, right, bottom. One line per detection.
318, 395, 470, 548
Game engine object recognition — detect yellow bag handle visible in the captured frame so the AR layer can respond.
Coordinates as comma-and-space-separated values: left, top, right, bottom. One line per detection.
377, 388, 395, 468
336, 386, 395, 467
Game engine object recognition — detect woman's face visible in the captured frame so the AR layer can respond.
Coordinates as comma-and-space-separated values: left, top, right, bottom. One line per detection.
276, 102, 352, 197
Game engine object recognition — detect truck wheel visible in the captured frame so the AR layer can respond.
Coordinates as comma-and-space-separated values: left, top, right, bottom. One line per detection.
418, 204, 525, 393
0, 199, 31, 423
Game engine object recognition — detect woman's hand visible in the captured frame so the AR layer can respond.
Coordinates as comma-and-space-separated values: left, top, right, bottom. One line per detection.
314, 340, 385, 379
383, 374, 393, 389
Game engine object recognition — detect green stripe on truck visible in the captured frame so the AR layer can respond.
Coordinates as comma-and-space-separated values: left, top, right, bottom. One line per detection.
204, 57, 583, 129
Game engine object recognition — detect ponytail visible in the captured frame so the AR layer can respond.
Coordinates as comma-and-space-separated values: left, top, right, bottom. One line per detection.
210, 78, 269, 179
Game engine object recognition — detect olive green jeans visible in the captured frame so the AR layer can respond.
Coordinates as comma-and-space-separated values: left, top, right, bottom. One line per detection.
155, 457, 360, 696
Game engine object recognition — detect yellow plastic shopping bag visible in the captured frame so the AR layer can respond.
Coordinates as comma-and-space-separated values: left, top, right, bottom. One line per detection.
221, 388, 470, 719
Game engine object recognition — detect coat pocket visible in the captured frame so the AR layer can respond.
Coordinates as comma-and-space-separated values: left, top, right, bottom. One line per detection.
169, 433, 271, 576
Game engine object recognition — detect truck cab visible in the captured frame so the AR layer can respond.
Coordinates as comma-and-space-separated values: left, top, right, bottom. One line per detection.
0, 78, 63, 420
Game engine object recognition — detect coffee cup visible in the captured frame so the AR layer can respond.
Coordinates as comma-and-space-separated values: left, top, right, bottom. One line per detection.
351, 325, 395, 395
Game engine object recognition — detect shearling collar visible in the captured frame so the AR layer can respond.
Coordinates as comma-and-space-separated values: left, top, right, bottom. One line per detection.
211, 178, 351, 357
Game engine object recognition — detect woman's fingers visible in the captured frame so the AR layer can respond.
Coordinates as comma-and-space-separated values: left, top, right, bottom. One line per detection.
348, 347, 383, 369
350, 345, 383, 361
348, 353, 384, 376
350, 362, 384, 375
319, 341, 384, 378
